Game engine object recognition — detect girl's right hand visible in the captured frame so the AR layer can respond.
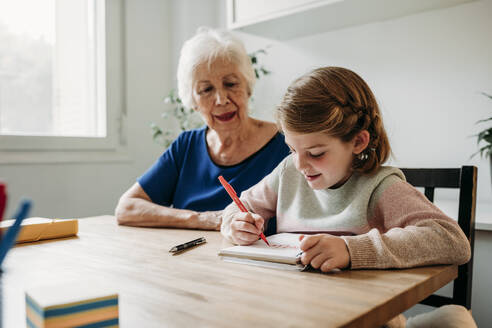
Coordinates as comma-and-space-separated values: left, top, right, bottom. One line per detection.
230, 212, 265, 245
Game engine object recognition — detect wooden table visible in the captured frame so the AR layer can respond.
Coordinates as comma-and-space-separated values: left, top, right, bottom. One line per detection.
1, 216, 457, 328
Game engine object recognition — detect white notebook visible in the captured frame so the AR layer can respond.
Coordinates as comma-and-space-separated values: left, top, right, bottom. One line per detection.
218, 233, 308, 271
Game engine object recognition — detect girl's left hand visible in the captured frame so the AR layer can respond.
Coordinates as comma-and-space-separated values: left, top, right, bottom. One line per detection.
299, 234, 350, 272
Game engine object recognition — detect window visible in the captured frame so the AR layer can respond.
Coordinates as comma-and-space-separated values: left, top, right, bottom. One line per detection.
0, 0, 125, 159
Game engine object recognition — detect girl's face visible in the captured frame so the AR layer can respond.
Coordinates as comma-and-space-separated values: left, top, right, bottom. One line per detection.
283, 128, 367, 190
192, 57, 250, 133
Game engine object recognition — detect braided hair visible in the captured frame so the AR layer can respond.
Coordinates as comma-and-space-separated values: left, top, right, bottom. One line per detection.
276, 66, 390, 174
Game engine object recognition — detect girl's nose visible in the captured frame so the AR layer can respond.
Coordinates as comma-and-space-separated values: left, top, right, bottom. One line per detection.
294, 154, 308, 172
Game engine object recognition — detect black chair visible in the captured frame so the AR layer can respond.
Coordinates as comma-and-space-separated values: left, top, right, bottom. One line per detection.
401, 166, 477, 310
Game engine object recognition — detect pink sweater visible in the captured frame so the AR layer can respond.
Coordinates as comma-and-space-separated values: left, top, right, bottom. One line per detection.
221, 156, 471, 269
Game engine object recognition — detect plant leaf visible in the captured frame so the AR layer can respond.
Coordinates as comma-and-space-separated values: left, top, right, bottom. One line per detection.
476, 117, 492, 124
470, 144, 492, 159
479, 144, 491, 157
481, 91, 492, 100
484, 133, 492, 144
477, 130, 487, 144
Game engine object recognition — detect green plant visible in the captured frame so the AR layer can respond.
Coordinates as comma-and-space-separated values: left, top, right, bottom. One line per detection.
151, 48, 271, 148
150, 89, 202, 148
472, 92, 492, 159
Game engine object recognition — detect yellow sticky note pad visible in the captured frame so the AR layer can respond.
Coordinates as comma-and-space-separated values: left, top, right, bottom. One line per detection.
26, 282, 119, 328
0, 217, 78, 243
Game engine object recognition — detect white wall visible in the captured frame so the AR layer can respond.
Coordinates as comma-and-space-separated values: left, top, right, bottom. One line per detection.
0, 0, 172, 219
170, 0, 220, 77
235, 0, 492, 204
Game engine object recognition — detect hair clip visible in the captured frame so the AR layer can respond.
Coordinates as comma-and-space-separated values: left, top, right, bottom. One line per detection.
358, 153, 369, 161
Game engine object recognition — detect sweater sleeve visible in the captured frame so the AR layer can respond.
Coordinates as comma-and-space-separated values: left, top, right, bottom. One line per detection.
220, 158, 285, 242
341, 176, 471, 269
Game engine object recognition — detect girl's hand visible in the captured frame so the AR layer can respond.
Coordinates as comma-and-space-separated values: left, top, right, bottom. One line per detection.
299, 234, 350, 272
230, 212, 265, 245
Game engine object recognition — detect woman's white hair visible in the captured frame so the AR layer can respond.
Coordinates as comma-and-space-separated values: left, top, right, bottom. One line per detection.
177, 27, 256, 109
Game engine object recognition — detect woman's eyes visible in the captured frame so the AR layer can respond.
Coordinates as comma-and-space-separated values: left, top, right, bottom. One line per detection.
198, 82, 237, 94
199, 86, 213, 94
224, 82, 238, 88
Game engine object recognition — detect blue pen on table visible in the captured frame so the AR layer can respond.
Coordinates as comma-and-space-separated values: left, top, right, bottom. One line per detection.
0, 199, 32, 268
169, 237, 206, 253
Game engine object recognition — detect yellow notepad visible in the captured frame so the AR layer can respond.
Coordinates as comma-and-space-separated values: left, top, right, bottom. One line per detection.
0, 217, 78, 243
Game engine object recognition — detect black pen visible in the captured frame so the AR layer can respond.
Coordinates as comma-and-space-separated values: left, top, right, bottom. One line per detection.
169, 237, 206, 253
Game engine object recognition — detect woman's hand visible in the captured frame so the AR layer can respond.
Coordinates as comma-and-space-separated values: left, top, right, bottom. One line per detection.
229, 212, 265, 245
196, 211, 222, 230
299, 234, 350, 272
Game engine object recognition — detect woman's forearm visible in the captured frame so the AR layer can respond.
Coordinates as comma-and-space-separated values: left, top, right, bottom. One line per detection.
115, 196, 221, 230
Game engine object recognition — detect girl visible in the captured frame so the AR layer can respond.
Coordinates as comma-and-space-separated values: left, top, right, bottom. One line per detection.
220, 66, 471, 273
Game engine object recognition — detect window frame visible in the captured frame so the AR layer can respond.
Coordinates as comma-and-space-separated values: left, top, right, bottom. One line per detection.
0, 0, 128, 163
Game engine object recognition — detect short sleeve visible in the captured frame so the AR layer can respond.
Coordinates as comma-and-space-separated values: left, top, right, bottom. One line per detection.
137, 134, 186, 206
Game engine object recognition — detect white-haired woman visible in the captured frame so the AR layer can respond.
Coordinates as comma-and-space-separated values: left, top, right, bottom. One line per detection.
115, 27, 289, 230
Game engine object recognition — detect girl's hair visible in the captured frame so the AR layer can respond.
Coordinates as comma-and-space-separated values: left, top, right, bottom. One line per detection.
177, 27, 256, 109
276, 66, 390, 174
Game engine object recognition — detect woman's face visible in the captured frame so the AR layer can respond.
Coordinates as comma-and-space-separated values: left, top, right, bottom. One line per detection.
192, 57, 250, 133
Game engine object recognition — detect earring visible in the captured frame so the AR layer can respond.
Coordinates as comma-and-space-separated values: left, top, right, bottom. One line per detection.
358, 152, 369, 161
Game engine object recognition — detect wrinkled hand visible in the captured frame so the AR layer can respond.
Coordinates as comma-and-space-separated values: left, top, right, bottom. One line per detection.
197, 210, 222, 230
229, 212, 264, 245
299, 234, 350, 272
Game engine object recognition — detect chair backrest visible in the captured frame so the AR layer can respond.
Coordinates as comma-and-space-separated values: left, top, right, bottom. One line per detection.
400, 166, 477, 310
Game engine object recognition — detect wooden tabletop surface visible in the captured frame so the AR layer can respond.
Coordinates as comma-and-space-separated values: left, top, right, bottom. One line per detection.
0, 216, 457, 328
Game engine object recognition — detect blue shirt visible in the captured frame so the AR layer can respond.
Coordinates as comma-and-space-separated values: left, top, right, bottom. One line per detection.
138, 126, 290, 212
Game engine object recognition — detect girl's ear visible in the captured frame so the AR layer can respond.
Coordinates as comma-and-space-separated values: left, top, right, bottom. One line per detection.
352, 130, 370, 154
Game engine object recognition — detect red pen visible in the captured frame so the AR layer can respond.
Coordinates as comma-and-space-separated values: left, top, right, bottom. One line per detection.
218, 176, 270, 246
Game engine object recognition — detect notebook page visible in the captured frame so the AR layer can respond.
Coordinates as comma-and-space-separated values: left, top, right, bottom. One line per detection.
218, 233, 303, 264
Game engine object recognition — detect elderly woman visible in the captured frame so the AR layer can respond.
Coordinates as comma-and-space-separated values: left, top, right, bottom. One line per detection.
115, 27, 289, 230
